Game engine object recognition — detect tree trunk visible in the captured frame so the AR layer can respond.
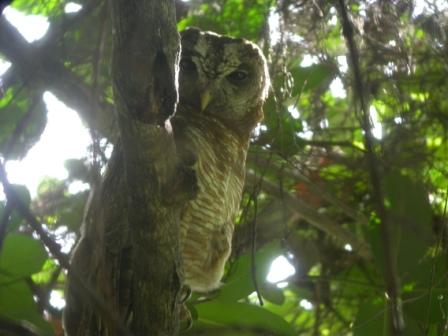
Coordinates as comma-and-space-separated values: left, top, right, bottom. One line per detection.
64, 1, 186, 335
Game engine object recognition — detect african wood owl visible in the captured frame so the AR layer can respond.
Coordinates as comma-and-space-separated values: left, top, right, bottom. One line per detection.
173, 28, 270, 292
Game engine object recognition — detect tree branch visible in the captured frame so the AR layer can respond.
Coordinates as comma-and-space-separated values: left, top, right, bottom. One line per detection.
109, 0, 183, 334
0, 15, 117, 141
336, 1, 404, 334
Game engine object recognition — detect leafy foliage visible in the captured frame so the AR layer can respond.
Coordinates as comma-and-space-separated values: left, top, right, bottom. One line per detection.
0, 0, 447, 335
0, 234, 52, 335
0, 86, 47, 159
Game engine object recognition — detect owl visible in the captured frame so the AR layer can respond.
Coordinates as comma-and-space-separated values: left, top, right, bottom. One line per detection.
173, 28, 270, 292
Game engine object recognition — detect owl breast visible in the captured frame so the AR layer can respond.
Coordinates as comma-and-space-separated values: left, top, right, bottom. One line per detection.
178, 115, 248, 292
174, 28, 269, 292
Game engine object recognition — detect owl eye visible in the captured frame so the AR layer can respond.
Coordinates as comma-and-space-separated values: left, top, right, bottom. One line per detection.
180, 58, 196, 73
227, 69, 249, 82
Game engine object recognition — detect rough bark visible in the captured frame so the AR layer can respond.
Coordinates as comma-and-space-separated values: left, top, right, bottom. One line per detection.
64, 1, 186, 335
110, 2, 183, 333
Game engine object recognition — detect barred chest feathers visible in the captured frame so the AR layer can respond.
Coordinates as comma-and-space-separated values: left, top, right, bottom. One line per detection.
179, 119, 248, 292
174, 27, 269, 292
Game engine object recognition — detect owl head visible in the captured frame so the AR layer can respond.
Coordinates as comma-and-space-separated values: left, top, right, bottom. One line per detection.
178, 28, 270, 135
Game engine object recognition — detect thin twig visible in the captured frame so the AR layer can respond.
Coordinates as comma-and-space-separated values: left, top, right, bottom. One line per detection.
247, 150, 278, 306
336, 0, 404, 334
239, 163, 268, 306
3, 96, 41, 159
250, 194, 264, 306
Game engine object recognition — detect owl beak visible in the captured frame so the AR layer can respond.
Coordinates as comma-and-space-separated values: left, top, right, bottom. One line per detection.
200, 90, 212, 112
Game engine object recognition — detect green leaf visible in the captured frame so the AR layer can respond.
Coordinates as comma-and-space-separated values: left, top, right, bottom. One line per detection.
383, 171, 433, 277
364, 218, 386, 274
8, 184, 31, 207
335, 265, 383, 298
11, 0, 62, 16
58, 193, 87, 231
290, 63, 336, 96
178, 0, 271, 40
195, 301, 295, 336
0, 88, 47, 160
32, 258, 59, 284
353, 300, 386, 336
403, 256, 448, 325
402, 316, 422, 336
403, 289, 448, 324
384, 172, 432, 228
412, 255, 447, 289
260, 97, 304, 157
0, 202, 24, 233
219, 241, 281, 302
0, 234, 47, 280
0, 281, 53, 335
259, 282, 285, 305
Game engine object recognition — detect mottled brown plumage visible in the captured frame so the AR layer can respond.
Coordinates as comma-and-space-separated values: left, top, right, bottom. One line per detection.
173, 28, 269, 292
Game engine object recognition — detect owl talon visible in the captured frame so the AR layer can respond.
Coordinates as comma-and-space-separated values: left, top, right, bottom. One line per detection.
180, 303, 193, 332
179, 285, 192, 303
